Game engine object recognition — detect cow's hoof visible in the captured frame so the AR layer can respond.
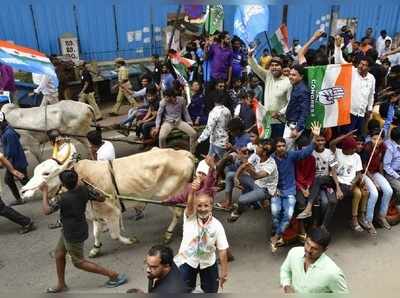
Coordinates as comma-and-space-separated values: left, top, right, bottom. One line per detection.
88, 248, 101, 258
163, 231, 173, 244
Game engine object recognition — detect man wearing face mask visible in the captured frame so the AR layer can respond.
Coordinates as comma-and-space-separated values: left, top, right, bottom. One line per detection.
174, 174, 229, 293
280, 227, 348, 293
0, 112, 29, 206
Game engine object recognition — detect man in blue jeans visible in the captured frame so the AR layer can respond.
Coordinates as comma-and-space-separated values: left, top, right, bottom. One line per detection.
227, 139, 278, 223
270, 123, 320, 253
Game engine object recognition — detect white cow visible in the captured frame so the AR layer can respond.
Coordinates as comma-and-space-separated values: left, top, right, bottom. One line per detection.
1, 100, 95, 160
21, 148, 195, 257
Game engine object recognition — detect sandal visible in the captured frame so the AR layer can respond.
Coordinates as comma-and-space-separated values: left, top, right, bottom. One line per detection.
215, 201, 233, 210
376, 216, 392, 230
227, 211, 240, 223
48, 220, 62, 229
296, 210, 312, 220
298, 233, 307, 243
105, 273, 128, 288
19, 222, 36, 234
351, 222, 364, 232
276, 237, 285, 247
366, 223, 377, 235
46, 286, 69, 293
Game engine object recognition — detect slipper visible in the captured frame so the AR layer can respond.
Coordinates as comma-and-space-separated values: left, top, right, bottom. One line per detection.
48, 221, 62, 229
46, 286, 68, 293
215, 202, 233, 210
296, 210, 312, 220
227, 211, 240, 223
270, 241, 278, 253
351, 222, 364, 232
298, 233, 307, 243
276, 237, 285, 247
105, 273, 128, 288
19, 222, 36, 234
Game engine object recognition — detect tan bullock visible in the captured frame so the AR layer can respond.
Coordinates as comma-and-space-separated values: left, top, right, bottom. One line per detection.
21, 148, 195, 257
1, 100, 95, 160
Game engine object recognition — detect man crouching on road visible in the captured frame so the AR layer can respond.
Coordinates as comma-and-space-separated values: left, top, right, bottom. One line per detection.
40, 169, 127, 293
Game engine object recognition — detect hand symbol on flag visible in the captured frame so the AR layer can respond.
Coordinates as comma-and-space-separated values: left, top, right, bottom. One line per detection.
317, 87, 345, 105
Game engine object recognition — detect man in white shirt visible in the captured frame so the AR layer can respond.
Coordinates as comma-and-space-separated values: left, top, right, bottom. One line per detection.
376, 30, 392, 57
174, 163, 229, 293
382, 45, 400, 66
248, 48, 292, 138
334, 36, 375, 133
30, 74, 59, 106
227, 139, 278, 222
196, 95, 231, 159
86, 128, 116, 161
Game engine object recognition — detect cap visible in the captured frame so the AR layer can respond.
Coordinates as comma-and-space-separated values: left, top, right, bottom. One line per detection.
114, 57, 125, 64
196, 160, 210, 176
341, 136, 358, 150
270, 56, 283, 66
0, 112, 5, 122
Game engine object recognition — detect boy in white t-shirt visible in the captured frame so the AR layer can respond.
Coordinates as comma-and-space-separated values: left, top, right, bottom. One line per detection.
174, 177, 229, 293
329, 131, 368, 232
296, 135, 341, 230
227, 139, 278, 223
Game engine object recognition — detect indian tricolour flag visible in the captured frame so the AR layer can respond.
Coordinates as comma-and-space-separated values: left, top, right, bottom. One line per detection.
168, 51, 196, 105
0, 40, 58, 85
306, 63, 352, 128
270, 24, 289, 54
252, 100, 272, 139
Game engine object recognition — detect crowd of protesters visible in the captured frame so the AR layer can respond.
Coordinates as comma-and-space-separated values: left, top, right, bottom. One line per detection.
2, 24, 400, 294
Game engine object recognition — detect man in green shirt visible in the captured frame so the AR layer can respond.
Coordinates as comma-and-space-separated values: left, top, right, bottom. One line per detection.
280, 227, 348, 294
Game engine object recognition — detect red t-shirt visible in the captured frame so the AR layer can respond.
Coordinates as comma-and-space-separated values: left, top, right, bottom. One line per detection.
295, 155, 316, 190
363, 142, 386, 173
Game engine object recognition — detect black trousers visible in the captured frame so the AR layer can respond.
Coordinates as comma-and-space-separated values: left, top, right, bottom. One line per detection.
0, 196, 31, 227
4, 167, 28, 202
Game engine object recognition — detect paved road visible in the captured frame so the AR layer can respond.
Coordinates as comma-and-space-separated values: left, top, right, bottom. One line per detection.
1, 130, 400, 295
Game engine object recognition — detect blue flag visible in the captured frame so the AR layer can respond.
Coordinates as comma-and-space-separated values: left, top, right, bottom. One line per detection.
233, 5, 269, 45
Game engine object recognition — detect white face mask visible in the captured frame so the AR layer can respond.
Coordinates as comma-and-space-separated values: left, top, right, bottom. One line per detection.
197, 211, 211, 220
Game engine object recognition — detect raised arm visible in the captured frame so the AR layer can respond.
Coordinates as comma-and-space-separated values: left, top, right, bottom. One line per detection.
248, 48, 268, 82
185, 179, 201, 217
298, 30, 326, 65
334, 36, 346, 64
381, 46, 400, 59
329, 129, 357, 153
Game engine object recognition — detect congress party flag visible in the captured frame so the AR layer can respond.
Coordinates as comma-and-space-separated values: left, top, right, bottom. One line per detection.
252, 100, 272, 139
306, 63, 352, 128
270, 24, 290, 55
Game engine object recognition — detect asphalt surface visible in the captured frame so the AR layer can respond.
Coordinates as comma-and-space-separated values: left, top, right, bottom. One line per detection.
1, 119, 400, 295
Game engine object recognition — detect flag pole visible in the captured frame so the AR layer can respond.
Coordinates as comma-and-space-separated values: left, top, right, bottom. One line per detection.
204, 5, 211, 85
264, 31, 273, 54
362, 128, 384, 182
165, 4, 182, 63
